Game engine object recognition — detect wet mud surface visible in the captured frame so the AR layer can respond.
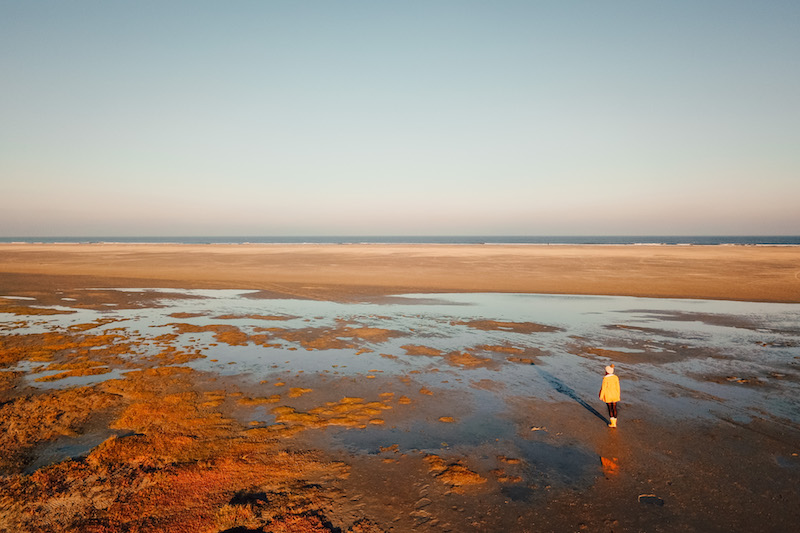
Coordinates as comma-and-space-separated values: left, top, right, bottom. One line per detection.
1, 289, 800, 532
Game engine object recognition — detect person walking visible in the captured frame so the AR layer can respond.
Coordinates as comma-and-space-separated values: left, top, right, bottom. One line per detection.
599, 364, 621, 427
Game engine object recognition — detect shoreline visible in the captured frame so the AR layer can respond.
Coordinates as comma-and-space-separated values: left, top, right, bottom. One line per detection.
2, 235, 799, 246
1, 242, 800, 303
2, 247, 799, 532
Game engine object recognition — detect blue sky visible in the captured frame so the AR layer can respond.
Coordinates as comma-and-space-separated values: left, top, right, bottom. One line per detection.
2, 1, 798, 236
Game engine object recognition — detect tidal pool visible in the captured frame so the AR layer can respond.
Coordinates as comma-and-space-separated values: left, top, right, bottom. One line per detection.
6, 290, 800, 414
3, 290, 799, 488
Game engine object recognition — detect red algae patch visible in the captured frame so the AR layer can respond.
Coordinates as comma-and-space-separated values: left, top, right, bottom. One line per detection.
237, 395, 282, 406
423, 454, 487, 491
0, 298, 75, 316
270, 396, 393, 432
168, 311, 207, 319
401, 344, 443, 357
263, 324, 404, 351
342, 326, 402, 343
167, 323, 251, 346
477, 344, 525, 356
507, 356, 537, 365
585, 347, 632, 358
0, 366, 367, 532
451, 319, 561, 334
288, 387, 313, 398
491, 469, 523, 484
67, 318, 122, 332
0, 331, 136, 368
435, 463, 488, 489
215, 313, 298, 321
34, 366, 113, 382
444, 351, 493, 368
0, 370, 23, 400
0, 386, 121, 473
145, 345, 206, 366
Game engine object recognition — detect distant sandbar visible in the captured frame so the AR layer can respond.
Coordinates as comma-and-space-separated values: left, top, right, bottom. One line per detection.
1, 243, 799, 303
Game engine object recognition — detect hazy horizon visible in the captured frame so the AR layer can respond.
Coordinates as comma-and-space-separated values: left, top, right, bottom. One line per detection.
2, 1, 799, 237
2, 234, 798, 242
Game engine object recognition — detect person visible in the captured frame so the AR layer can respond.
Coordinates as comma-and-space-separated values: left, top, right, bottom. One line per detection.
599, 364, 621, 427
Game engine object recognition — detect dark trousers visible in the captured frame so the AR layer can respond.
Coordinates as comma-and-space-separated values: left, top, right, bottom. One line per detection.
606, 402, 618, 418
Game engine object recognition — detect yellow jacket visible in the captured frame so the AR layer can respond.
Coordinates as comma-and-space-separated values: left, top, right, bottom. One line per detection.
599, 374, 620, 403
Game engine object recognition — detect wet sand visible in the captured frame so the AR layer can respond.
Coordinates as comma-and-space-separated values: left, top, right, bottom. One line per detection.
1, 245, 800, 532
1, 242, 800, 302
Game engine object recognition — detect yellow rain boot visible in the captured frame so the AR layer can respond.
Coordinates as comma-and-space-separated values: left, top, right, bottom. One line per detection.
609, 417, 617, 428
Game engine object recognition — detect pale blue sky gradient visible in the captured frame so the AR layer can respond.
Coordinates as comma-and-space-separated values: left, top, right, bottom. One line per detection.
2, 1, 799, 236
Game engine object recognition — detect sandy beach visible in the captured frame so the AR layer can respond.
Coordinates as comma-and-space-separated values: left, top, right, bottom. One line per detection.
1, 243, 799, 302
1, 244, 799, 532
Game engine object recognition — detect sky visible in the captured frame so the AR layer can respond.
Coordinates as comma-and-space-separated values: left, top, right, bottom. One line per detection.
1, 1, 799, 237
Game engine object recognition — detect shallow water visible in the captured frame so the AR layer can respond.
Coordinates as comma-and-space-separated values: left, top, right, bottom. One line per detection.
3, 290, 800, 485
6, 290, 800, 409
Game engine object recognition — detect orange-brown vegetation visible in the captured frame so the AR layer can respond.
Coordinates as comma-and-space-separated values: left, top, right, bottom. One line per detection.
451, 319, 562, 334
270, 396, 393, 432
167, 323, 253, 346
477, 344, 524, 355
0, 332, 135, 368
423, 454, 487, 490
445, 351, 492, 368
584, 347, 635, 359
67, 318, 121, 332
288, 387, 313, 398
34, 366, 113, 382
399, 345, 494, 368
0, 298, 75, 316
0, 370, 23, 400
401, 345, 442, 357
379, 444, 400, 454
0, 366, 378, 532
145, 345, 206, 365
491, 469, 523, 484
169, 312, 207, 318
0, 386, 120, 473
215, 313, 297, 321
262, 324, 403, 351
237, 395, 281, 406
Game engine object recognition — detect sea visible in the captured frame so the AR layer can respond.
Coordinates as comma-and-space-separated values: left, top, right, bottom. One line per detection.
1, 235, 799, 245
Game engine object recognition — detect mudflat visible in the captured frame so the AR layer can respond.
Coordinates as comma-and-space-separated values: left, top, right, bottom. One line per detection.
1, 243, 799, 302
1, 244, 799, 532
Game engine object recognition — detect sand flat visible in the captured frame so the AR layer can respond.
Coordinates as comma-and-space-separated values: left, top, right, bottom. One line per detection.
2, 267, 800, 531
1, 243, 799, 302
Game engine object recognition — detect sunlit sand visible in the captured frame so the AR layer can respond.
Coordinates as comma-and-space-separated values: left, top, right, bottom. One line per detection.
1, 242, 799, 302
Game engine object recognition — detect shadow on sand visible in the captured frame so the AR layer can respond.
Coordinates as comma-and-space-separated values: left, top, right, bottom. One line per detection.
534, 365, 609, 424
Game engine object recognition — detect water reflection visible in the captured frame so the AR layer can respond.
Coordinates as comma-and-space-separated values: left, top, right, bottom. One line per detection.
4, 290, 800, 481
